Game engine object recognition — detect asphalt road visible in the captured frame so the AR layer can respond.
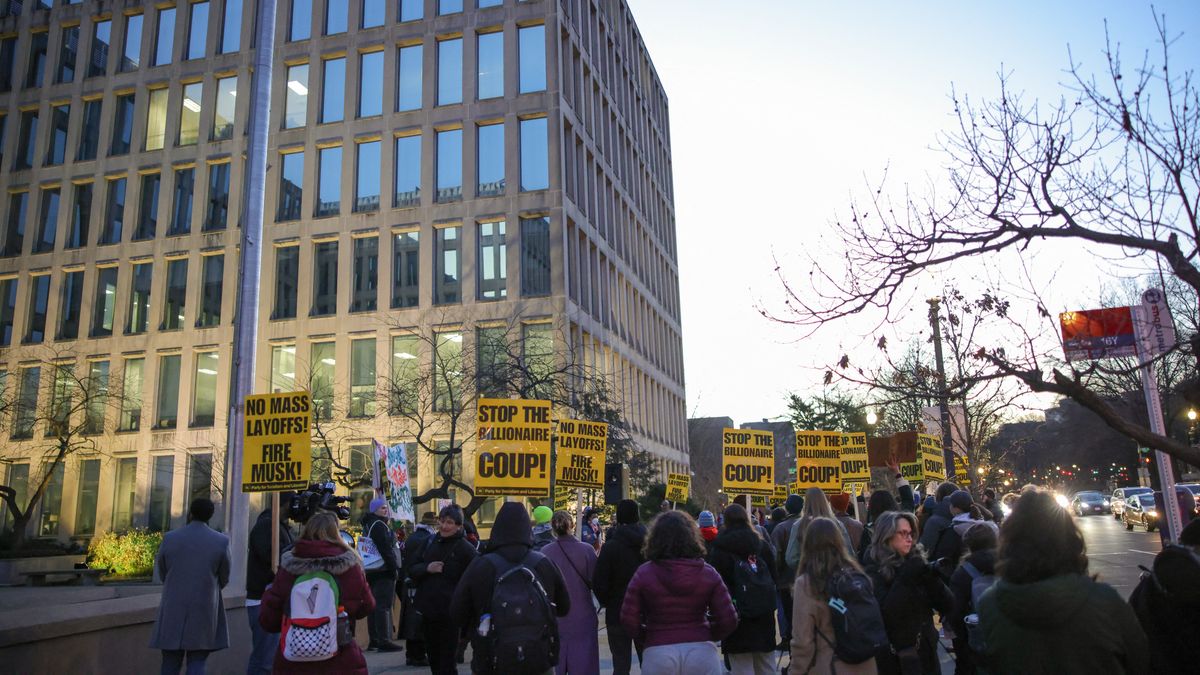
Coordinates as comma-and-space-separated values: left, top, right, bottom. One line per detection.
1075, 510, 1161, 597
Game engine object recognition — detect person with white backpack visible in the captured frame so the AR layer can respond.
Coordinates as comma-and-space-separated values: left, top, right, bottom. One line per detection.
359, 497, 402, 652
259, 512, 376, 674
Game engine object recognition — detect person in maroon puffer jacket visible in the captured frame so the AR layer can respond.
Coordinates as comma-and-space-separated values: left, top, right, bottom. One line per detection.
620, 510, 738, 675
259, 512, 375, 675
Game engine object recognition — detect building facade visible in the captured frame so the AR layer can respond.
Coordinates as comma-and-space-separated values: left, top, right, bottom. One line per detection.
0, 0, 684, 544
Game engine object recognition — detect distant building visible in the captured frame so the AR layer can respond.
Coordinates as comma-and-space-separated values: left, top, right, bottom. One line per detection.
740, 419, 796, 492
687, 416, 732, 510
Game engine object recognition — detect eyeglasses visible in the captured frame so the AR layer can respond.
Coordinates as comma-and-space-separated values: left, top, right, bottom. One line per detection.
895, 529, 914, 539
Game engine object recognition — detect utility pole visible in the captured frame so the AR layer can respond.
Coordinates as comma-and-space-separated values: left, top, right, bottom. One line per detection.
927, 298, 956, 482
223, 0, 278, 592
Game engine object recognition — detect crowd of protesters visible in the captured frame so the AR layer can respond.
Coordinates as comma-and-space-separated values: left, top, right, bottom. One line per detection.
146, 461, 1200, 675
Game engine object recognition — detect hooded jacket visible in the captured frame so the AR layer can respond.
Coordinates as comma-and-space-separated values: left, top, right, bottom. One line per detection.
592, 522, 647, 625
258, 539, 374, 674
410, 526, 478, 620
449, 502, 571, 675
978, 573, 1149, 675
1128, 544, 1200, 674
707, 525, 778, 653
947, 548, 996, 644
619, 557, 737, 649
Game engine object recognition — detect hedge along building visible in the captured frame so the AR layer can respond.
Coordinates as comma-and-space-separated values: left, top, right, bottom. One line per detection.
0, 0, 686, 545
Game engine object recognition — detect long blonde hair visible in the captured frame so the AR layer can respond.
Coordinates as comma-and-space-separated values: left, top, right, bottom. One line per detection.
301, 512, 351, 551
801, 488, 834, 520
798, 517, 862, 598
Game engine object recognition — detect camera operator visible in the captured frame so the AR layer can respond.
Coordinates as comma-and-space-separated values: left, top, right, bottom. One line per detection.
246, 494, 295, 675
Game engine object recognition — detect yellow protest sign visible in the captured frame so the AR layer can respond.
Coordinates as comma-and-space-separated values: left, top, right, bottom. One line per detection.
553, 485, 574, 511
919, 434, 947, 483
665, 473, 690, 502
721, 428, 774, 496
954, 455, 971, 485
751, 495, 768, 508
795, 430, 841, 491
773, 484, 790, 504
242, 392, 312, 492
475, 398, 552, 497
555, 419, 607, 490
840, 432, 870, 493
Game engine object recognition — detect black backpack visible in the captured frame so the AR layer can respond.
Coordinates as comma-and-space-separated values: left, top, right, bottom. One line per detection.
483, 551, 559, 674
818, 569, 889, 664
731, 549, 776, 619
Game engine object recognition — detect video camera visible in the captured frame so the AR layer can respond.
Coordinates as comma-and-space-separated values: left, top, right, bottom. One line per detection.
288, 482, 351, 523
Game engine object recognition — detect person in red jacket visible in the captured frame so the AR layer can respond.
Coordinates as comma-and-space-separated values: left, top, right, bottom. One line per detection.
620, 510, 738, 675
259, 512, 375, 674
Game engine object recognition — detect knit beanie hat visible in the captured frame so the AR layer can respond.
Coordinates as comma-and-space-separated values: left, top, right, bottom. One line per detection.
828, 492, 851, 513
616, 499, 640, 524
532, 505, 554, 525
949, 490, 973, 512
785, 494, 804, 515
369, 497, 388, 514
697, 510, 716, 528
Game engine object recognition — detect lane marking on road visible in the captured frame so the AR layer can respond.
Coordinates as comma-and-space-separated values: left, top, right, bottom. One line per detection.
1129, 549, 1160, 555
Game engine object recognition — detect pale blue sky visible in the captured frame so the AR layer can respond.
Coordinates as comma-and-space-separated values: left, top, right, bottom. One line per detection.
626, 0, 1200, 423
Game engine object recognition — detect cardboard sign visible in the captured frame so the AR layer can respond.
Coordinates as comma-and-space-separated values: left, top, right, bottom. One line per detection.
242, 391, 313, 492
721, 428, 774, 496
919, 434, 946, 483
665, 473, 690, 502
840, 432, 870, 492
475, 398, 552, 497
795, 430, 841, 491
555, 419, 607, 490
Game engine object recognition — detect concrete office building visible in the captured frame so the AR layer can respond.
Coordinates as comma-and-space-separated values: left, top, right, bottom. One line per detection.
0, 0, 685, 544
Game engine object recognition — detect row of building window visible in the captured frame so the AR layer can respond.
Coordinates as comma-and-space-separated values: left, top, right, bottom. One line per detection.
0, 216, 550, 348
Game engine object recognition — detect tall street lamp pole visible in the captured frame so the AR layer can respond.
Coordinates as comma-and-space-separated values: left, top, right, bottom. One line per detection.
927, 298, 956, 481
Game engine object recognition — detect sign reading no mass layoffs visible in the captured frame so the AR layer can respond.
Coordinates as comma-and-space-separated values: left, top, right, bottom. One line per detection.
242, 392, 313, 492
722, 428, 774, 496
555, 419, 608, 490
475, 398, 553, 497
665, 473, 690, 502
795, 430, 842, 492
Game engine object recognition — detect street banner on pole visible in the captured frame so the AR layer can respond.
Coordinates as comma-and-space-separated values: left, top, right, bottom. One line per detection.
241, 392, 312, 492
475, 398, 552, 497
378, 441, 415, 523
840, 432, 870, 493
1059, 307, 1137, 361
919, 434, 946, 483
795, 430, 841, 492
722, 428, 774, 496
555, 419, 607, 490
665, 473, 690, 503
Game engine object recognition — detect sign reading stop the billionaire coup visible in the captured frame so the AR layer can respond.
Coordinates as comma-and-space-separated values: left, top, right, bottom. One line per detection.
665, 473, 690, 502
919, 434, 946, 483
242, 392, 313, 492
795, 430, 842, 491
475, 398, 552, 497
555, 419, 607, 490
722, 428, 774, 496
840, 432, 870, 493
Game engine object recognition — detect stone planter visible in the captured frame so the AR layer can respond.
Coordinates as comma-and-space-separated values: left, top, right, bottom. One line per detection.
0, 555, 87, 586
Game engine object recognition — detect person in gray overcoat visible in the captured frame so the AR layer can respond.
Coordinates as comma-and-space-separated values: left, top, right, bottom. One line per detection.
149, 497, 231, 675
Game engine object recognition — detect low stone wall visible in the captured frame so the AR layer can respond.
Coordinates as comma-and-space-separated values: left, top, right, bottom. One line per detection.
0, 554, 87, 585
0, 588, 251, 674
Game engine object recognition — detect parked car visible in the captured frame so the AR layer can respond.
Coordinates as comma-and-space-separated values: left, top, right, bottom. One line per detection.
1111, 486, 1153, 519
1070, 491, 1109, 516
1123, 493, 1159, 531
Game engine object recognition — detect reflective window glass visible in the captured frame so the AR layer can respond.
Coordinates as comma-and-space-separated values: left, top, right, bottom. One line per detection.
197, 254, 223, 327
351, 236, 378, 311
291, 0, 312, 41
89, 19, 111, 77
220, 0, 242, 53
213, 75, 236, 140
179, 81, 202, 146
477, 122, 504, 196
145, 88, 168, 150
284, 64, 309, 128
122, 14, 143, 71
477, 31, 502, 100
118, 359, 143, 431
355, 140, 380, 212
169, 167, 194, 236
277, 152, 304, 221
391, 231, 419, 308
359, 51, 383, 117
187, 1, 208, 60
396, 44, 422, 111
435, 128, 462, 202
312, 240, 338, 315
434, 226, 461, 304
394, 134, 421, 207
321, 57, 345, 123
316, 146, 342, 217
204, 162, 230, 232
161, 258, 188, 330
154, 7, 176, 66
437, 38, 462, 106
273, 246, 298, 319
518, 24, 545, 93
90, 267, 117, 337
520, 117, 549, 191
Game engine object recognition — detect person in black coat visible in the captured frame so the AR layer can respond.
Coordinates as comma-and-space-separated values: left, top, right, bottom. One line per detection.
707, 504, 778, 670
593, 499, 647, 675
449, 501, 570, 675
398, 512, 437, 666
1128, 518, 1200, 674
245, 499, 293, 675
361, 498, 402, 652
865, 511, 953, 675
947, 523, 997, 675
411, 504, 479, 675
918, 482, 962, 581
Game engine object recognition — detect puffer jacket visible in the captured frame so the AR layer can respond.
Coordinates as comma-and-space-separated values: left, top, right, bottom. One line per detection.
258, 540, 374, 674
708, 525, 778, 654
619, 558, 737, 649
978, 573, 1149, 675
